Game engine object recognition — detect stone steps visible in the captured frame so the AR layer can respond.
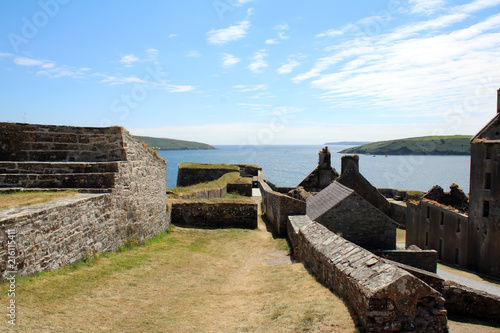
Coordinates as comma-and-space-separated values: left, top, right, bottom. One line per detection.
0, 162, 119, 174
0, 173, 116, 189
0, 187, 112, 194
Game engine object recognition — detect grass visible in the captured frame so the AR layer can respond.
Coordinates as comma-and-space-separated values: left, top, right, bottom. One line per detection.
0, 190, 78, 210
178, 162, 239, 170
170, 172, 241, 194
0, 216, 358, 332
134, 135, 215, 151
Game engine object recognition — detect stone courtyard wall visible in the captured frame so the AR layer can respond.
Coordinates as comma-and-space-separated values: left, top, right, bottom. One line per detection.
259, 179, 306, 236
171, 201, 257, 229
288, 215, 448, 332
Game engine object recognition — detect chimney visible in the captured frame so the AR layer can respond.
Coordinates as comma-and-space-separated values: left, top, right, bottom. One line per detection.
497, 88, 500, 114
341, 155, 359, 175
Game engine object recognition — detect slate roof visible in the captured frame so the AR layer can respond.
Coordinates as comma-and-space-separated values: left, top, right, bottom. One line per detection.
307, 181, 354, 221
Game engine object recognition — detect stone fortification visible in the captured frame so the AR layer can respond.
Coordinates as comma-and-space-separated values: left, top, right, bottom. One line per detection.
171, 201, 257, 229
176, 163, 239, 187
259, 178, 306, 236
0, 122, 168, 278
373, 247, 437, 273
288, 215, 448, 332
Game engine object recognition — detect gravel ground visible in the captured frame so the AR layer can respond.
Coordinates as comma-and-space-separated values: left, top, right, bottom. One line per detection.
437, 269, 500, 297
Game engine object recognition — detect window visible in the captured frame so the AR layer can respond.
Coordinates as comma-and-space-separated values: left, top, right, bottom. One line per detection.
440, 212, 444, 225
485, 173, 492, 190
439, 239, 443, 260
486, 145, 492, 160
455, 248, 460, 265
483, 200, 490, 218
456, 219, 461, 233
426, 206, 430, 219
425, 232, 429, 246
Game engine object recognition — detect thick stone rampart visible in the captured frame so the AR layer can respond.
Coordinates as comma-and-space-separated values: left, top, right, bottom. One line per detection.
259, 179, 306, 236
171, 201, 257, 229
0, 122, 126, 162
176, 165, 238, 187
288, 215, 448, 332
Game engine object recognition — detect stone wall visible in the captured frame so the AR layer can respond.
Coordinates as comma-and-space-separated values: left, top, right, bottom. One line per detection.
176, 165, 238, 187
0, 194, 115, 277
0, 122, 126, 162
226, 183, 252, 196
234, 164, 262, 177
259, 179, 306, 236
176, 187, 227, 200
288, 215, 448, 332
389, 200, 408, 227
373, 248, 437, 272
171, 201, 257, 229
406, 200, 469, 268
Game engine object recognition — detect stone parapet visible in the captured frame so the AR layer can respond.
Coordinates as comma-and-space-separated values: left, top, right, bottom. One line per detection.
288, 216, 448, 332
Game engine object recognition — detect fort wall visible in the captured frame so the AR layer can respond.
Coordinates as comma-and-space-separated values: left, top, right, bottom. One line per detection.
176, 165, 238, 187
171, 201, 257, 229
288, 215, 448, 332
259, 178, 306, 236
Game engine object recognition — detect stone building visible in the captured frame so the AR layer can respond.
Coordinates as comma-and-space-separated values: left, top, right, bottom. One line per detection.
407, 89, 500, 278
297, 147, 339, 192
306, 181, 399, 250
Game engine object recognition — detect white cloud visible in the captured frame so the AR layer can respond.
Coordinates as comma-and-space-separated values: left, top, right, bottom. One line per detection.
409, 0, 446, 15
233, 84, 267, 92
166, 85, 194, 93
234, 0, 254, 6
0, 52, 13, 59
207, 21, 250, 45
146, 48, 159, 62
14, 57, 44, 66
95, 74, 145, 85
278, 32, 290, 40
168, 34, 177, 38
187, 50, 201, 58
221, 53, 240, 67
248, 49, 268, 73
119, 54, 139, 67
265, 39, 278, 45
274, 24, 289, 30
277, 59, 300, 74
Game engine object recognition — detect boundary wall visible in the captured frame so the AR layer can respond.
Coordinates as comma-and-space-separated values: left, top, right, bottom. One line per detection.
259, 178, 306, 236
288, 215, 448, 332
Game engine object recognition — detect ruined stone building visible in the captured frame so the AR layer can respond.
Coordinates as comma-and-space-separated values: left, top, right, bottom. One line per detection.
407, 89, 500, 278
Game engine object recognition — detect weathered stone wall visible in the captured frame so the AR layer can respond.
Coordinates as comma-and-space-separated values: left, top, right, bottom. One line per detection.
0, 194, 116, 277
389, 200, 407, 227
259, 179, 306, 236
226, 183, 252, 196
288, 216, 448, 332
0, 122, 126, 162
373, 248, 437, 272
176, 187, 227, 200
176, 166, 238, 187
406, 200, 469, 268
171, 201, 257, 229
234, 164, 262, 177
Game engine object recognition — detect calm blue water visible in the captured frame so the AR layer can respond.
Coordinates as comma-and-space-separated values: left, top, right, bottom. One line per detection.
159, 145, 471, 194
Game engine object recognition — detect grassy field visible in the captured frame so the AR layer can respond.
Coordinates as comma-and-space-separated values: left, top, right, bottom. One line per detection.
0, 190, 78, 210
135, 136, 215, 151
340, 135, 472, 155
0, 219, 359, 332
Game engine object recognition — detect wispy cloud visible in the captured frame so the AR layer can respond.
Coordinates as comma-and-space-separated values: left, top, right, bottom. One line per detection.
94, 74, 145, 85
0, 52, 13, 59
248, 49, 268, 73
233, 84, 267, 92
207, 20, 250, 45
221, 53, 240, 68
187, 50, 202, 58
165, 85, 195, 93
119, 54, 139, 67
277, 58, 300, 74
14, 57, 45, 66
265, 39, 278, 45
409, 0, 446, 15
146, 48, 159, 62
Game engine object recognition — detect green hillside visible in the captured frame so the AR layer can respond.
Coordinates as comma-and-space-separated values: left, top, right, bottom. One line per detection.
340, 135, 472, 155
135, 136, 215, 151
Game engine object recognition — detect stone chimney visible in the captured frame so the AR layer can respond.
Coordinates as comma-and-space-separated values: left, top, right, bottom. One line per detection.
318, 147, 331, 169
497, 88, 500, 114
341, 155, 359, 175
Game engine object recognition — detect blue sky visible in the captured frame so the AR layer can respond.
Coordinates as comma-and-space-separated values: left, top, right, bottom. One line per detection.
1, 0, 499, 145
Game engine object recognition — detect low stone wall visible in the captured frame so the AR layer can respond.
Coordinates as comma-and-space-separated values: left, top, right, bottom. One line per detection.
442, 281, 500, 324
259, 179, 306, 236
227, 183, 252, 196
171, 201, 258, 229
373, 248, 437, 272
288, 215, 448, 332
0, 172, 116, 189
234, 164, 262, 177
0, 194, 116, 278
176, 187, 227, 200
176, 165, 238, 187
389, 200, 407, 227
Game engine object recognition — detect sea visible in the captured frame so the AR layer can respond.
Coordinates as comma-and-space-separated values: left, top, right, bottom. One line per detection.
159, 144, 471, 194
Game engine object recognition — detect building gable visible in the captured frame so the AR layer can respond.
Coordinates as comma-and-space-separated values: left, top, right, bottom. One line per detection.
306, 181, 354, 221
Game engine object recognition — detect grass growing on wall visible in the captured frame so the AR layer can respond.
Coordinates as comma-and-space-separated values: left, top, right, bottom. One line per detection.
178, 162, 239, 170
171, 172, 241, 194
0, 190, 78, 210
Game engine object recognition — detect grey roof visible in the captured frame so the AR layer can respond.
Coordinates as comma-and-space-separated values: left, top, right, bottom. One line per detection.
307, 181, 354, 221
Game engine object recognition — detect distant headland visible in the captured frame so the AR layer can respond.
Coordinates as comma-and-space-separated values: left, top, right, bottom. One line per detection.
339, 135, 472, 155
135, 135, 215, 151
